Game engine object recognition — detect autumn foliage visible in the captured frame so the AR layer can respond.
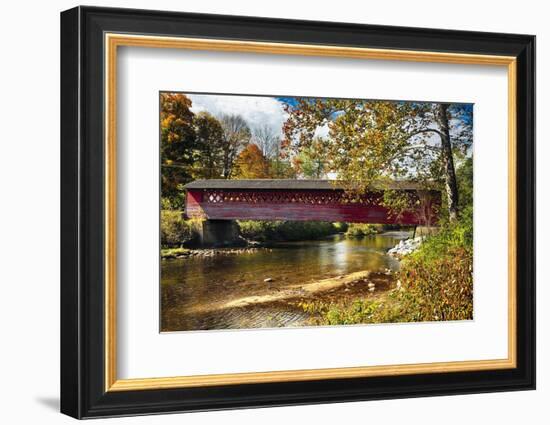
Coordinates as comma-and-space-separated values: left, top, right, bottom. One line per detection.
160, 93, 197, 206
231, 144, 271, 179
160, 93, 296, 208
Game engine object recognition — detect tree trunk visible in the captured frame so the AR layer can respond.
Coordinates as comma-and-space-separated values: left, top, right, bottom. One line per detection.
436, 103, 460, 222
222, 146, 232, 179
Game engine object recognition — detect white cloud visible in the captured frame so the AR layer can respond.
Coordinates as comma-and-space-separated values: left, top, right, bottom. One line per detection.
187, 93, 288, 138
314, 123, 330, 139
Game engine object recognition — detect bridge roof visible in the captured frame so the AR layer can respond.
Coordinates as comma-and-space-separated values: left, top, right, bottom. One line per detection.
184, 179, 430, 191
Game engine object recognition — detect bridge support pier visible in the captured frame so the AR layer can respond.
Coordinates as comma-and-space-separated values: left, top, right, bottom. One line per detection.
200, 219, 243, 247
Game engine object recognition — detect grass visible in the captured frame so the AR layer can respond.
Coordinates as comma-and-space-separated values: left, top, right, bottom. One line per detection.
161, 247, 191, 259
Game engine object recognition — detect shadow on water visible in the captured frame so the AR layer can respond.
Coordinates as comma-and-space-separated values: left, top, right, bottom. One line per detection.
161, 232, 409, 332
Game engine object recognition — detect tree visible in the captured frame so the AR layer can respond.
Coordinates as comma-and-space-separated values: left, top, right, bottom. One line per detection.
251, 124, 298, 178
232, 144, 271, 179
252, 124, 279, 158
193, 112, 225, 179
269, 159, 297, 179
292, 138, 328, 179
220, 114, 251, 178
435, 103, 460, 221
160, 93, 196, 208
456, 156, 473, 211
282, 99, 472, 221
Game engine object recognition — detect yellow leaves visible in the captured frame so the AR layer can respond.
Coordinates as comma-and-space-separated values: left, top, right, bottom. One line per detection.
161, 116, 173, 128
232, 144, 271, 179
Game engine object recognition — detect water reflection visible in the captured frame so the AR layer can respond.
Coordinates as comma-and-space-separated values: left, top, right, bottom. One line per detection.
161, 232, 409, 331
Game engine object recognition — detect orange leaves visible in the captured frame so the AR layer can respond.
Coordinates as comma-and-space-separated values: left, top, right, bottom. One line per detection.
232, 144, 271, 179
160, 93, 195, 147
160, 93, 197, 203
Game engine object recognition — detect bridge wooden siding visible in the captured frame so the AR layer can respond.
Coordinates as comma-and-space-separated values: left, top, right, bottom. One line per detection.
184, 179, 439, 225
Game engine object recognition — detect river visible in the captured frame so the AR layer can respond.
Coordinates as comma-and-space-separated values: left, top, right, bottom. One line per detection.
161, 232, 410, 332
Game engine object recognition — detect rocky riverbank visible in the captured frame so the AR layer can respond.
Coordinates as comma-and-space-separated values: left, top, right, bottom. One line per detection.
387, 236, 424, 257
161, 246, 268, 260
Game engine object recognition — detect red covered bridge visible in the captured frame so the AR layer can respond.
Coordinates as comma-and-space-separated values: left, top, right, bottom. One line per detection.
185, 179, 439, 224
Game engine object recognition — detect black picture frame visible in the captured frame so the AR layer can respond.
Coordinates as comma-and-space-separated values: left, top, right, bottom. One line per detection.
61, 5, 535, 419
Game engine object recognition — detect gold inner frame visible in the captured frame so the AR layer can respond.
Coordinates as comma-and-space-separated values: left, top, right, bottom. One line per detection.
104, 33, 517, 392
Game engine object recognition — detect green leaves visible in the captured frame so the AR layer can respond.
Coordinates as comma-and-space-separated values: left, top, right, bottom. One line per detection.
237, 220, 338, 242
192, 111, 225, 179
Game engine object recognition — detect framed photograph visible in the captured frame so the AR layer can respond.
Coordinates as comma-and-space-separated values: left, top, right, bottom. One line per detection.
60, 6, 535, 419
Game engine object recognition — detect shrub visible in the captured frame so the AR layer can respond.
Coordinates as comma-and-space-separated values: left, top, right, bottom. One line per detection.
160, 210, 202, 247
411, 204, 473, 263
238, 220, 338, 242
392, 205, 474, 321
397, 247, 473, 321
332, 222, 349, 233
345, 223, 378, 238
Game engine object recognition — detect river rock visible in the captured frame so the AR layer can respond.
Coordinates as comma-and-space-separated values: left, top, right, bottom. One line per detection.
388, 236, 424, 257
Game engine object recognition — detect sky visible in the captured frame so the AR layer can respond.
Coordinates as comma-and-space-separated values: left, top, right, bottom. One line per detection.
188, 94, 290, 139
